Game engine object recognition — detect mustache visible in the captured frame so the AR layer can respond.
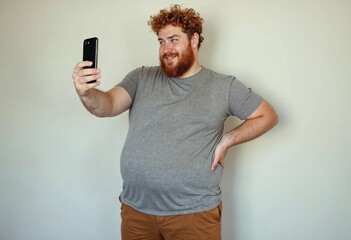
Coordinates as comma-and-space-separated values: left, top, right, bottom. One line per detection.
162, 52, 179, 59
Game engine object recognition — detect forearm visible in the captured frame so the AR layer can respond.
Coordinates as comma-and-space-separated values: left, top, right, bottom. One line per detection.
79, 88, 113, 117
219, 100, 279, 149
211, 113, 278, 171
220, 117, 276, 149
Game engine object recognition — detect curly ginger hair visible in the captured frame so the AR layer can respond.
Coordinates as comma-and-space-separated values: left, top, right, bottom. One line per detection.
148, 4, 204, 48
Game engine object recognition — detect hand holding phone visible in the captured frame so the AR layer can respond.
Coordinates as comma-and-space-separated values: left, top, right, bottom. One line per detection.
83, 37, 99, 83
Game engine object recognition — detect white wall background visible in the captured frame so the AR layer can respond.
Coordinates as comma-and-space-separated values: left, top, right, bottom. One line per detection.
1, 0, 350, 239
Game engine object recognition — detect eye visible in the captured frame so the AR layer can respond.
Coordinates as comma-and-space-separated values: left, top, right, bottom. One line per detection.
171, 38, 178, 43
158, 40, 165, 45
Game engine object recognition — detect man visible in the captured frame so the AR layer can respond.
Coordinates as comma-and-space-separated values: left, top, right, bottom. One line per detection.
72, 4, 278, 240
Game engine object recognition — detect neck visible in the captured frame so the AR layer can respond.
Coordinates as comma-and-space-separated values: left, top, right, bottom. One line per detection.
179, 60, 202, 78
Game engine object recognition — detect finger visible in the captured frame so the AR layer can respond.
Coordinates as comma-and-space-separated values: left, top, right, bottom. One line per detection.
74, 67, 100, 82
72, 71, 100, 89
219, 159, 224, 169
90, 80, 101, 88
73, 61, 86, 72
211, 158, 219, 172
79, 74, 101, 84
77, 61, 93, 68
82, 80, 101, 89
73, 61, 93, 75
79, 68, 100, 77
211, 154, 225, 171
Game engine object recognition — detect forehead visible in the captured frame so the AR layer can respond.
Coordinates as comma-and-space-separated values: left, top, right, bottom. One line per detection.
158, 25, 187, 39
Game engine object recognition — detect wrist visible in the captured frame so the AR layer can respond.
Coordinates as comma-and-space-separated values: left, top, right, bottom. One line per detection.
78, 87, 95, 98
219, 134, 232, 150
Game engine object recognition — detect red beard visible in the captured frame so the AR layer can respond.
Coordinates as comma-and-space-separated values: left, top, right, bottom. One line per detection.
160, 42, 195, 78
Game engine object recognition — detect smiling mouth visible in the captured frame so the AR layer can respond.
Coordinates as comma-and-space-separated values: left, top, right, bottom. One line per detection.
163, 53, 178, 61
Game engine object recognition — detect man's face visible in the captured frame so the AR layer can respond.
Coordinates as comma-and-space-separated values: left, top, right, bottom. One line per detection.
158, 25, 195, 78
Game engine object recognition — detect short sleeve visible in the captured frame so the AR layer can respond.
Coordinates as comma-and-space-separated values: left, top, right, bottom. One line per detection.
228, 78, 263, 120
116, 68, 140, 100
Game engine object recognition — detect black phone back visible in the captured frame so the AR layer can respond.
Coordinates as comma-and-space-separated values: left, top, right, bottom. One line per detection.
83, 37, 98, 83
83, 37, 98, 69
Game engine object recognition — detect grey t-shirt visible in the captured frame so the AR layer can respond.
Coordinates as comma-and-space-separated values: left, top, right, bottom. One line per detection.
117, 66, 262, 216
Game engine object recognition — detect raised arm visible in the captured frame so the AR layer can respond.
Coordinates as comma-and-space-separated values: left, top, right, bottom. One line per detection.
211, 99, 279, 171
72, 61, 132, 117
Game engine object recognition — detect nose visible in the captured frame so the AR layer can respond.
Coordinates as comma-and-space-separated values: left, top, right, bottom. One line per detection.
162, 42, 173, 54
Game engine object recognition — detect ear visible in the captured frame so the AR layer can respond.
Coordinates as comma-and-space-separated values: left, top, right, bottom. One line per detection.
191, 33, 200, 49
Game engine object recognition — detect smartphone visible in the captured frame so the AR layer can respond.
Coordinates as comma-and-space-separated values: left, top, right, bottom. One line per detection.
83, 37, 99, 83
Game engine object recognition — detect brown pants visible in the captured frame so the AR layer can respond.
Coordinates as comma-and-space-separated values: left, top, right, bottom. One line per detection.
121, 203, 222, 240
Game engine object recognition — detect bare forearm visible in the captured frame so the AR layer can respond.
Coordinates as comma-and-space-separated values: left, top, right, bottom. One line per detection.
220, 100, 279, 149
79, 88, 113, 117
211, 111, 278, 171
220, 117, 276, 148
